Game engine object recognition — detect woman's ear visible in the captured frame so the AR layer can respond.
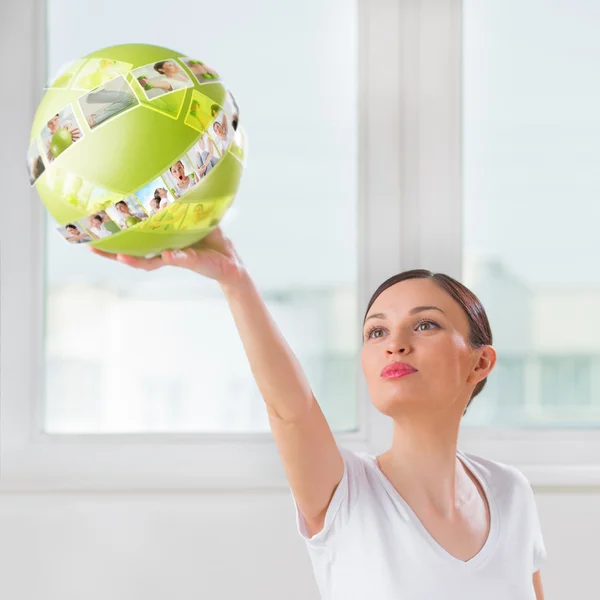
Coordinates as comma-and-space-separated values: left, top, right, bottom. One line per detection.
468, 345, 497, 385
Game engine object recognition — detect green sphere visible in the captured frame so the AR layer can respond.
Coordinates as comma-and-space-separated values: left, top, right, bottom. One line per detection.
50, 128, 73, 157
28, 43, 246, 257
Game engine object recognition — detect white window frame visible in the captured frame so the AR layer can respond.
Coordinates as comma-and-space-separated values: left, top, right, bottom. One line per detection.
2, 0, 600, 492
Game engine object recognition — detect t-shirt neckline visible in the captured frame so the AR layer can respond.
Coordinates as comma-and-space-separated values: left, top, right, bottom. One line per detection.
366, 450, 500, 570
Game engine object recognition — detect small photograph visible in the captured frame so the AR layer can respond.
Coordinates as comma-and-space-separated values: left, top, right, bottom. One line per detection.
79, 211, 121, 239
40, 105, 84, 164
179, 201, 218, 231
43, 168, 95, 210
210, 107, 235, 155
58, 222, 93, 244
87, 186, 124, 213
223, 91, 239, 131
230, 126, 247, 165
179, 57, 220, 84
135, 176, 176, 216
47, 58, 86, 89
132, 60, 193, 100
105, 196, 149, 229
230, 92, 239, 131
26, 138, 46, 185
184, 89, 223, 133
136, 200, 189, 233
142, 91, 185, 120
72, 58, 132, 91
78, 75, 138, 129
186, 132, 222, 181
162, 155, 200, 199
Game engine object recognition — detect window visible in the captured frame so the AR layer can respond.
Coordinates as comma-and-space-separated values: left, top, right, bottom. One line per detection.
5, 0, 600, 490
43, 0, 359, 434
461, 0, 600, 429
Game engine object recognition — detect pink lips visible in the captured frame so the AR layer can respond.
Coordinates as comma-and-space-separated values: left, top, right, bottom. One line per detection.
381, 361, 417, 379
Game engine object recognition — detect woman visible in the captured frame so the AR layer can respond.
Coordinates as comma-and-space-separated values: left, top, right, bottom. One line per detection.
169, 160, 198, 198
153, 60, 191, 90
43, 113, 82, 162
212, 116, 230, 154
114, 200, 147, 228
64, 223, 90, 244
88, 214, 113, 238
84, 86, 137, 128
88, 227, 546, 599
184, 58, 219, 81
194, 135, 219, 179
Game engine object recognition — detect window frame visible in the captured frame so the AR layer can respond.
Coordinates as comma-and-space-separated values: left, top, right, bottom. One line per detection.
2, 0, 600, 492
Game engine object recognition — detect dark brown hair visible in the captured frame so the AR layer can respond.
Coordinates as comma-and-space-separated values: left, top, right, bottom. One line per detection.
363, 269, 493, 414
153, 60, 173, 74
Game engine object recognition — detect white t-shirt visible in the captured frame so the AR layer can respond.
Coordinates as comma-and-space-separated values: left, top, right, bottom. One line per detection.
166, 75, 190, 90
90, 224, 112, 238
291, 446, 547, 600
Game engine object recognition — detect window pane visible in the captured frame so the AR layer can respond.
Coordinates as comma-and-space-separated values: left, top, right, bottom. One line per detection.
44, 0, 358, 433
462, 0, 600, 427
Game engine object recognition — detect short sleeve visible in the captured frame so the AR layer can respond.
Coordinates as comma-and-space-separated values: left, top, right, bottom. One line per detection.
290, 445, 365, 548
529, 486, 548, 572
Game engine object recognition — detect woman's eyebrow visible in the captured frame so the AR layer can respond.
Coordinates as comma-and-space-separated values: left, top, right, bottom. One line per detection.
364, 306, 446, 324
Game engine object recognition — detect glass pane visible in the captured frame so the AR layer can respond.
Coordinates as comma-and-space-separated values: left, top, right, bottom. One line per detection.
462, 0, 600, 427
44, 0, 358, 433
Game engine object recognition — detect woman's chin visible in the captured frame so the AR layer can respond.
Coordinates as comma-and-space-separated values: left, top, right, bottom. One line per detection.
372, 393, 421, 416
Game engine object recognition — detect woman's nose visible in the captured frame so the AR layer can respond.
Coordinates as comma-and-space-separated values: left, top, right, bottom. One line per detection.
387, 346, 407, 354
386, 333, 410, 354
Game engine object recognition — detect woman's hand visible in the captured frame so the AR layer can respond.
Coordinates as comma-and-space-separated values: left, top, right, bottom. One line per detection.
88, 225, 246, 287
68, 127, 82, 141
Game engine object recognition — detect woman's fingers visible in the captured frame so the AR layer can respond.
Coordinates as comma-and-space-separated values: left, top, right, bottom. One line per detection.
115, 253, 164, 270
89, 246, 164, 271
89, 247, 119, 260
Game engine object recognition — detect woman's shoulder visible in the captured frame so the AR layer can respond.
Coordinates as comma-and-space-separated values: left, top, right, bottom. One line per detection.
458, 449, 534, 495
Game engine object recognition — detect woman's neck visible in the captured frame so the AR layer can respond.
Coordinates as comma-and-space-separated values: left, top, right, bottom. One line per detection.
379, 413, 467, 517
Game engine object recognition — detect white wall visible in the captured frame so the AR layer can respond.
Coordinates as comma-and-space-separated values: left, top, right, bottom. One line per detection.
0, 488, 597, 599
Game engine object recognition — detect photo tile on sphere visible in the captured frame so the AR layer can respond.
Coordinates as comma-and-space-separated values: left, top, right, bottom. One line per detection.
185, 133, 223, 182
78, 75, 139, 130
134, 177, 176, 216
179, 57, 220, 85
131, 59, 194, 101
26, 138, 46, 185
78, 210, 121, 240
46, 58, 86, 90
71, 58, 133, 92
39, 105, 84, 165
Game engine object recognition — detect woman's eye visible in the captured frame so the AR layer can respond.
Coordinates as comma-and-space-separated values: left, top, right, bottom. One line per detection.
416, 320, 438, 331
365, 320, 439, 340
364, 327, 383, 340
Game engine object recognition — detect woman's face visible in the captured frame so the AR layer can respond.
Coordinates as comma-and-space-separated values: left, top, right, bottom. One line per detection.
360, 278, 491, 419
161, 61, 178, 76
116, 203, 129, 214
48, 115, 60, 132
170, 162, 185, 181
214, 122, 225, 139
